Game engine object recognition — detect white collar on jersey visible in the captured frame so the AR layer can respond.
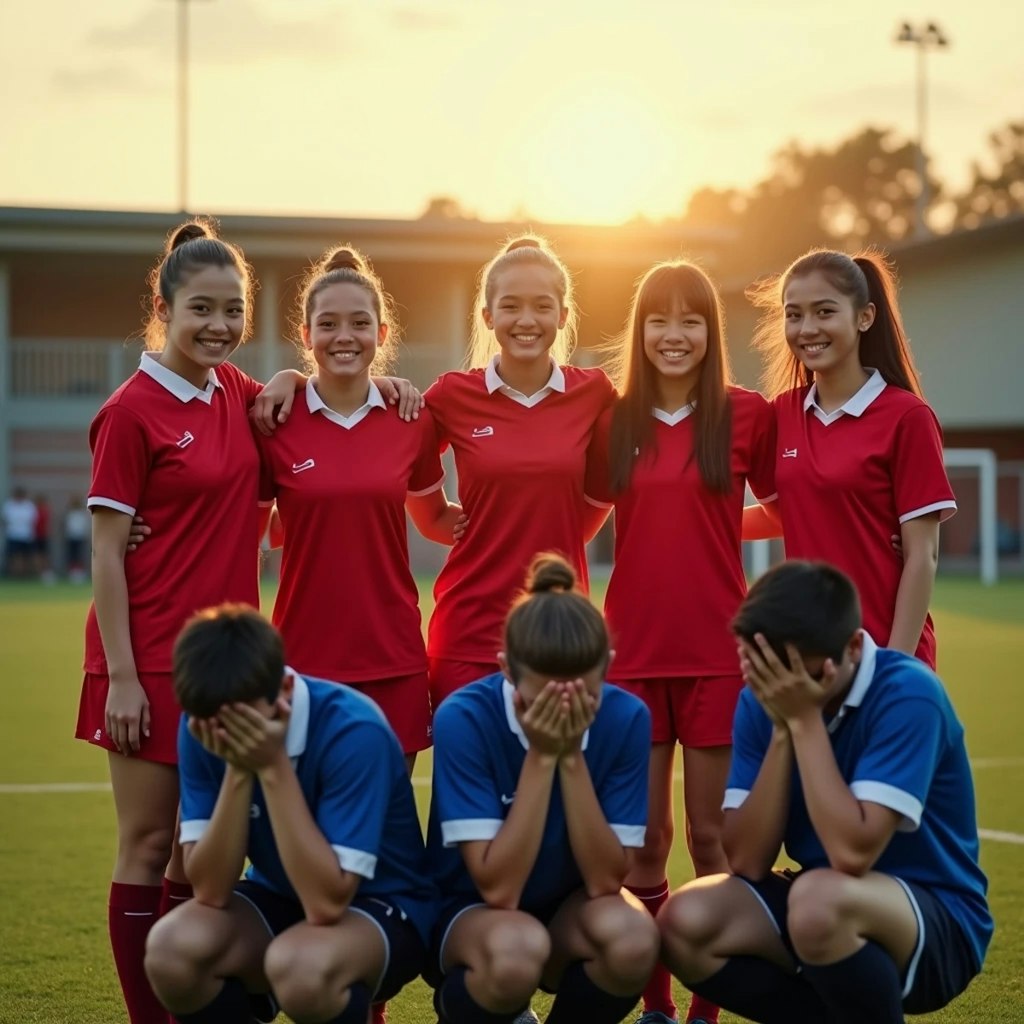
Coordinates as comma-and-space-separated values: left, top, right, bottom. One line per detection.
139, 352, 222, 405
282, 669, 311, 759
652, 403, 696, 426
305, 378, 386, 430
484, 356, 565, 408
826, 630, 878, 735
803, 368, 886, 425
502, 677, 590, 752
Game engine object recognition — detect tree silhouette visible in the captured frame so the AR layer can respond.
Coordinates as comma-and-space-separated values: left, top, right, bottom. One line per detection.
953, 121, 1024, 228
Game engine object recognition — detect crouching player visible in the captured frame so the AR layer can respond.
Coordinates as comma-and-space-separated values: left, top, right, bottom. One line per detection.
659, 560, 993, 1024
427, 553, 659, 1024
144, 605, 436, 1024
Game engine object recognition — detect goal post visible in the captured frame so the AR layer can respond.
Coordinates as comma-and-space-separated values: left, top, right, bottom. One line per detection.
944, 448, 999, 586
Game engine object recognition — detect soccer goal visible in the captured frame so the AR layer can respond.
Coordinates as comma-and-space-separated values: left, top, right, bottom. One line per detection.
943, 448, 1000, 586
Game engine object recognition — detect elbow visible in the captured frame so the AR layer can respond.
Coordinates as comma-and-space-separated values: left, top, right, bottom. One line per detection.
478, 880, 523, 911
189, 883, 232, 910
825, 843, 877, 878
301, 881, 356, 927
584, 875, 626, 900
725, 851, 772, 881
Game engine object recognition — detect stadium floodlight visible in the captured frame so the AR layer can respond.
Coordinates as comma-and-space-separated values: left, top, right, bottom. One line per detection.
894, 20, 950, 240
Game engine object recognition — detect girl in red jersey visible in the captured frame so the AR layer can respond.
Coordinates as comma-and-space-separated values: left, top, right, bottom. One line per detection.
75, 220, 272, 1024
424, 236, 616, 707
585, 262, 777, 1024
742, 249, 955, 668
258, 245, 462, 771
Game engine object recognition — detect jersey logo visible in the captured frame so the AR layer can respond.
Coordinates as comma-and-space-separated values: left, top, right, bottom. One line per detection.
175, 430, 195, 449
782, 447, 798, 459
500, 792, 515, 805
291, 459, 316, 474
250, 804, 261, 819
93, 729, 102, 742
471, 426, 495, 438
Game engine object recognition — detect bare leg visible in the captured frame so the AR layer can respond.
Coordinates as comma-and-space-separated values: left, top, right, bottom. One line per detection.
681, 745, 732, 878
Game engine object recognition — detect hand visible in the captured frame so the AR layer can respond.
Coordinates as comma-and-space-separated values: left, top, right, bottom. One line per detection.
251, 370, 304, 436
373, 377, 422, 421
188, 715, 235, 763
891, 533, 904, 559
126, 515, 151, 552
452, 513, 469, 543
105, 676, 151, 755
215, 699, 291, 774
561, 679, 597, 754
515, 681, 568, 757
740, 635, 834, 726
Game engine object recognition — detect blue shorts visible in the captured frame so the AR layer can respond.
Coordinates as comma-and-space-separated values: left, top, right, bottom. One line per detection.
234, 880, 426, 1004
740, 870, 980, 1013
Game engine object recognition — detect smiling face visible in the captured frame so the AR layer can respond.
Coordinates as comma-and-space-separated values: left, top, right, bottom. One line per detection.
642, 300, 709, 397
303, 281, 387, 382
782, 270, 875, 378
155, 264, 246, 382
483, 263, 568, 365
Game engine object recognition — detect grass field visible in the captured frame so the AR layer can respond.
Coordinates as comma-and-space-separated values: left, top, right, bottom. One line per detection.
1, 576, 1022, 1023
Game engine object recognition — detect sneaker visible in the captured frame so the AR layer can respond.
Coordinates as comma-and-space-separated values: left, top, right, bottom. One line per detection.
635, 1013, 678, 1024
513, 1010, 541, 1024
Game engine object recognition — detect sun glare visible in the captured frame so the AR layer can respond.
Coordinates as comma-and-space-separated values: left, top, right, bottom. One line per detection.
518, 82, 681, 225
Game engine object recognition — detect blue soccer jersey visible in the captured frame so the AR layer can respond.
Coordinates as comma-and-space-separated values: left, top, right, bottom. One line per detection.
427, 673, 651, 914
178, 674, 437, 944
724, 633, 993, 969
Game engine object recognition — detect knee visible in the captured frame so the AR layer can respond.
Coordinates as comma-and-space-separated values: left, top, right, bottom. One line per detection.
590, 903, 661, 988
685, 818, 724, 874
787, 870, 853, 959
478, 920, 549, 1004
636, 818, 674, 869
265, 941, 332, 1019
657, 882, 726, 973
144, 912, 205, 997
118, 818, 176, 874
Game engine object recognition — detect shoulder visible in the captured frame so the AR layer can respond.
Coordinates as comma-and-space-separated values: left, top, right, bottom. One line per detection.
598, 683, 651, 729
564, 365, 615, 396
870, 649, 950, 710
879, 388, 942, 430
427, 369, 483, 398
97, 373, 151, 415
771, 386, 807, 412
727, 384, 769, 410
434, 674, 504, 733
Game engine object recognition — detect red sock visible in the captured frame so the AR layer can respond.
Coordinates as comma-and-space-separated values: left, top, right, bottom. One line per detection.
371, 1001, 387, 1024
627, 881, 675, 1018
158, 878, 193, 918
686, 992, 720, 1023
108, 882, 166, 1024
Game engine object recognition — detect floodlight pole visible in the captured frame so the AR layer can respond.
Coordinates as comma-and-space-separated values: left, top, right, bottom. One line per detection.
895, 21, 950, 239
168, 0, 209, 213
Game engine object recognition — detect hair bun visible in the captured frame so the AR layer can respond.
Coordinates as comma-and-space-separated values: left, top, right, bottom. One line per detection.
323, 247, 366, 274
526, 553, 577, 594
168, 221, 212, 252
504, 236, 543, 254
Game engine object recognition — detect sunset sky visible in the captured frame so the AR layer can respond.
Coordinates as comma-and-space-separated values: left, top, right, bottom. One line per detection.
2, 0, 1021, 225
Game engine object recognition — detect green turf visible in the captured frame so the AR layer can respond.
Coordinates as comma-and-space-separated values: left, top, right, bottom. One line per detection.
0, 577, 1021, 1022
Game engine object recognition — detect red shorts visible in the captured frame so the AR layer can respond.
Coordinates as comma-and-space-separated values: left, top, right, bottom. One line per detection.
427, 658, 497, 711
75, 671, 181, 765
352, 673, 432, 755
614, 676, 744, 748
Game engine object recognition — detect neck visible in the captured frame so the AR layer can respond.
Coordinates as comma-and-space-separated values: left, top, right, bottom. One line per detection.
495, 353, 553, 396
655, 373, 698, 413
813, 361, 870, 413
313, 373, 371, 416
158, 348, 210, 390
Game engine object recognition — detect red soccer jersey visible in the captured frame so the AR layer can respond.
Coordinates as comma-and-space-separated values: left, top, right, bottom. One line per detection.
84, 357, 264, 674
588, 387, 777, 678
773, 372, 956, 667
259, 383, 445, 681
425, 361, 616, 663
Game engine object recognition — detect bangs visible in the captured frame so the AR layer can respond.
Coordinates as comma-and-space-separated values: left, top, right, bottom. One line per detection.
637, 263, 717, 323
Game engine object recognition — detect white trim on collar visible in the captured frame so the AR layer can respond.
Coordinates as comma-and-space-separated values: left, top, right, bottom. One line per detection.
501, 677, 589, 751
284, 669, 311, 758
827, 631, 877, 735
484, 356, 565, 407
653, 404, 695, 426
306, 378, 386, 430
139, 352, 221, 404
804, 368, 886, 425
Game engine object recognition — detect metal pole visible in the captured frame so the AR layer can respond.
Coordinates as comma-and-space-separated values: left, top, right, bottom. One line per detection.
177, 0, 189, 213
915, 42, 928, 239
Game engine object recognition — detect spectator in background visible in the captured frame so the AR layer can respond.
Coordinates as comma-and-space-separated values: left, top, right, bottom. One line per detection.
34, 494, 55, 584
2, 486, 38, 579
65, 495, 90, 583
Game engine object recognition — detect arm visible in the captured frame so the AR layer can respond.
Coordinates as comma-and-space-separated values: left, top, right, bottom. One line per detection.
251, 369, 307, 435
583, 501, 613, 543
266, 505, 284, 549
887, 513, 940, 655
373, 377, 424, 422
91, 508, 148, 754
181, 722, 254, 906
406, 489, 462, 546
741, 499, 784, 541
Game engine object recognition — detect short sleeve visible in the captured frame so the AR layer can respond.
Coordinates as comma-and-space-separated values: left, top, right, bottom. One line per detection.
432, 699, 504, 846
723, 688, 771, 809
237, 368, 266, 407
849, 696, 944, 830
584, 406, 614, 507
595, 697, 651, 847
252, 429, 277, 505
313, 718, 398, 879
177, 718, 221, 845
892, 405, 956, 524
88, 404, 151, 516
747, 393, 778, 503
423, 376, 450, 451
408, 408, 446, 496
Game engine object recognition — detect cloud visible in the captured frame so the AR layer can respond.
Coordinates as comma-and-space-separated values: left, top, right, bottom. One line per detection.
51, 62, 160, 96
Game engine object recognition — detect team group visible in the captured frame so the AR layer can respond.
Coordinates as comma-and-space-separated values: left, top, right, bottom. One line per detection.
74, 221, 993, 1024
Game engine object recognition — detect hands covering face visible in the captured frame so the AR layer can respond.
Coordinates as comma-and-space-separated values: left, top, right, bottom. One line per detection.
514, 679, 598, 756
